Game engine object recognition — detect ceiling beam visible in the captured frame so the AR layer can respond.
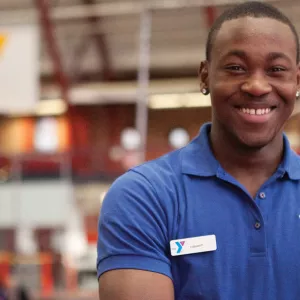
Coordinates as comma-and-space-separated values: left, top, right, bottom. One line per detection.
68, 35, 93, 83
35, 0, 79, 158
35, 0, 70, 103
204, 6, 217, 28
80, 0, 113, 80
0, 0, 296, 23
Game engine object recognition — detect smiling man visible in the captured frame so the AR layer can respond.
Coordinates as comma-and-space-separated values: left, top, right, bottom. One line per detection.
97, 2, 300, 300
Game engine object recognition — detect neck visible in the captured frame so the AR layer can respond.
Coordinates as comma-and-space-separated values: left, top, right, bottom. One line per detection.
210, 124, 284, 178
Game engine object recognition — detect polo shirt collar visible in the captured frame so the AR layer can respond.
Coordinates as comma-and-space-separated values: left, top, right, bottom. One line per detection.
181, 123, 219, 176
181, 122, 300, 180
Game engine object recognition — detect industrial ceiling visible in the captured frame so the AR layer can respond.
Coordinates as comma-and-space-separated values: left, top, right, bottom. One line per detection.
1, 0, 299, 103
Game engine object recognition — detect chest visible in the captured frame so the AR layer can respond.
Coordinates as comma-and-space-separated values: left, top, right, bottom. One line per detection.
170, 177, 300, 299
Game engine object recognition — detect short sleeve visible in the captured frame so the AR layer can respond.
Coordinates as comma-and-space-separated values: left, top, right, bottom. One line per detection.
97, 169, 172, 280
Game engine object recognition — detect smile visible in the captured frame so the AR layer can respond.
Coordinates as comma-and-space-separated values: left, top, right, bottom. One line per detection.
239, 108, 272, 116
235, 106, 276, 124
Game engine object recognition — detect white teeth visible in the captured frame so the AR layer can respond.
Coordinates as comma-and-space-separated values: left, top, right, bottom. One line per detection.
239, 108, 272, 115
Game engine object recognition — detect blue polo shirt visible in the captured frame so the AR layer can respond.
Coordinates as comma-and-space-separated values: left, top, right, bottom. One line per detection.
97, 123, 300, 300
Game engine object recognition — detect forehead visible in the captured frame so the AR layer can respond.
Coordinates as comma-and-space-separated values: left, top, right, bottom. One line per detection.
212, 17, 297, 62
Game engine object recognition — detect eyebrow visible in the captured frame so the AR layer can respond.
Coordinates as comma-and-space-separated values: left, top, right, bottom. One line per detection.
221, 50, 247, 60
267, 52, 293, 64
221, 50, 293, 64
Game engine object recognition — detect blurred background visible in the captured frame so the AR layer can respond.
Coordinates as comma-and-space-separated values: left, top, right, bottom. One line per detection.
0, 0, 300, 299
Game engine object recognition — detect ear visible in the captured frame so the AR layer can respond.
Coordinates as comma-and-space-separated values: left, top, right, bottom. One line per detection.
198, 60, 209, 92
295, 63, 300, 100
297, 62, 300, 88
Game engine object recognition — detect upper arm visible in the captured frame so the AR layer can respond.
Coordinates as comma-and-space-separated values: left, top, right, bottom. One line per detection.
99, 269, 174, 300
97, 169, 175, 298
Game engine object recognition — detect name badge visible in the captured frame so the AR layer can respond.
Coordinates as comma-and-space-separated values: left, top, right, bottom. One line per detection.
170, 234, 217, 256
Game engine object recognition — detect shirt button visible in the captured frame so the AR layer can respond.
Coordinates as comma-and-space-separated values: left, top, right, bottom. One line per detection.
254, 222, 261, 230
259, 192, 266, 199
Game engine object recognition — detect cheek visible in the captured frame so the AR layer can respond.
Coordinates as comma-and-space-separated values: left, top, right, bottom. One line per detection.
210, 81, 238, 106
277, 84, 297, 107
210, 71, 240, 95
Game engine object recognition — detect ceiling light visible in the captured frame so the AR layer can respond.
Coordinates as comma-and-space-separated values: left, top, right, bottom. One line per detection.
148, 93, 211, 109
36, 99, 67, 116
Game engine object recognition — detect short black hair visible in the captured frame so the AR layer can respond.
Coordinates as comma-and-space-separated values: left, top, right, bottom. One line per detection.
206, 1, 300, 63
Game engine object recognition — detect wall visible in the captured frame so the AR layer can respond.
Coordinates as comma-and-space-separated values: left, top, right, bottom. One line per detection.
1, 105, 298, 176
71, 104, 211, 161
0, 105, 229, 177
0, 116, 70, 154
147, 106, 212, 159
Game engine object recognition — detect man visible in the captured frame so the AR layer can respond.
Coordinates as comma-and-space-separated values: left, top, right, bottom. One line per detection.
97, 2, 300, 299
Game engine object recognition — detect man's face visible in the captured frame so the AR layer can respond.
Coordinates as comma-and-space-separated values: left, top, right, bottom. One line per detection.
202, 17, 300, 148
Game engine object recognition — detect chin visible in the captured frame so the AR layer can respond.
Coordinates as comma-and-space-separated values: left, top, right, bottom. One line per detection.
227, 119, 285, 149
235, 132, 277, 150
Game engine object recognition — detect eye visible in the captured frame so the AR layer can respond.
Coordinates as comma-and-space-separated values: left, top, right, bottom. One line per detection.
269, 66, 286, 73
225, 65, 245, 72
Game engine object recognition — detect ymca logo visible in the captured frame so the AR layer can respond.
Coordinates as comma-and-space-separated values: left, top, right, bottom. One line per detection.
175, 241, 185, 254
0, 34, 7, 55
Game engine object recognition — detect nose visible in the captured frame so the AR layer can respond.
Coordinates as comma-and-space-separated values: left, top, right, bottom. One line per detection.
241, 72, 272, 97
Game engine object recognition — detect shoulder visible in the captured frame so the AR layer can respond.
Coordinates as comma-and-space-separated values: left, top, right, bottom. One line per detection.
97, 151, 183, 280
132, 148, 183, 183
101, 149, 184, 223
112, 148, 183, 189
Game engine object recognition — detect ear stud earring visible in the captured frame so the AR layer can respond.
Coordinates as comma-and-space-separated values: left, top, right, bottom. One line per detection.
296, 91, 300, 99
202, 88, 209, 95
